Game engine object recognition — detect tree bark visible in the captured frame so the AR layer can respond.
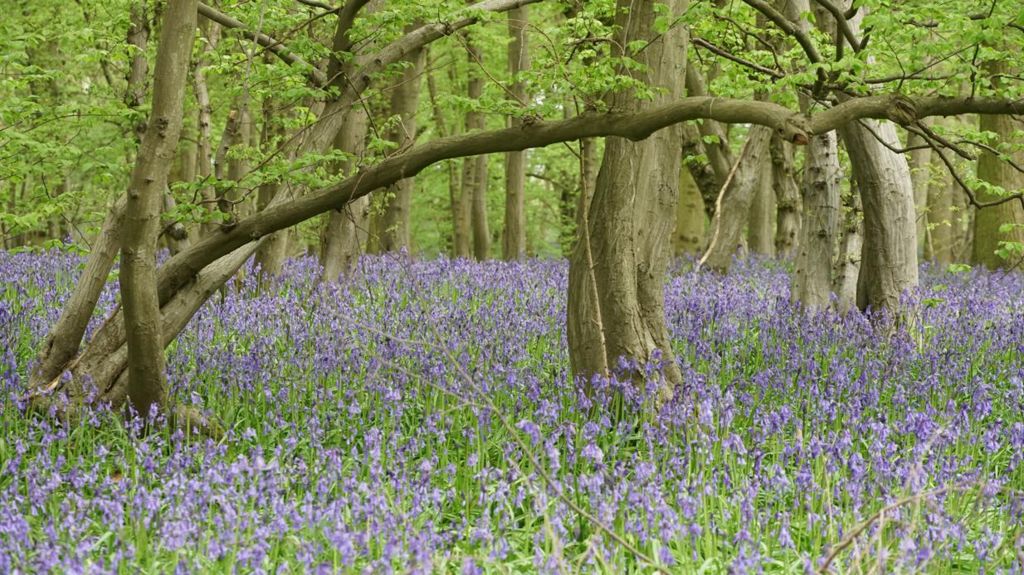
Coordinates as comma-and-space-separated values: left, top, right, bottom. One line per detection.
567, 0, 688, 403
791, 131, 840, 310
674, 166, 705, 254
839, 120, 917, 312
502, 6, 530, 260
747, 151, 776, 256
120, 0, 198, 417
378, 34, 425, 253
426, 56, 468, 258
464, 33, 490, 260
700, 126, 773, 272
907, 131, 932, 256
834, 184, 862, 314
971, 102, 1024, 269
320, 108, 370, 280
193, 19, 219, 237
925, 156, 954, 264
125, 1, 151, 141
772, 134, 800, 258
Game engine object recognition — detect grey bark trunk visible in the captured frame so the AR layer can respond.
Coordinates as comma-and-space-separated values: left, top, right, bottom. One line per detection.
193, 19, 219, 237
464, 34, 490, 260
839, 120, 918, 312
772, 134, 800, 258
907, 131, 932, 256
924, 156, 954, 264
747, 151, 776, 256
426, 58, 468, 258
379, 37, 425, 253
834, 185, 863, 314
567, 0, 688, 403
320, 108, 370, 280
120, 0, 198, 416
674, 166, 705, 254
700, 126, 773, 272
791, 131, 841, 310
502, 6, 529, 260
971, 106, 1024, 269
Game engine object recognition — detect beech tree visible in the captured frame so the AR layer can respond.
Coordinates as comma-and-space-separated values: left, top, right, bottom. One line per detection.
10, 0, 1024, 422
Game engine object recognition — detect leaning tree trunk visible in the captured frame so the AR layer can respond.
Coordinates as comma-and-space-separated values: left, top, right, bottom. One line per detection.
119, 0, 198, 417
791, 131, 841, 310
567, 0, 688, 403
971, 102, 1024, 269
700, 126, 773, 272
839, 120, 918, 312
320, 108, 370, 280
772, 134, 800, 258
502, 6, 530, 260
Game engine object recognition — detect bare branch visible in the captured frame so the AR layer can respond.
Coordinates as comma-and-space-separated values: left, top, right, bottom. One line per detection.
741, 0, 827, 89
692, 37, 785, 80
811, 0, 862, 52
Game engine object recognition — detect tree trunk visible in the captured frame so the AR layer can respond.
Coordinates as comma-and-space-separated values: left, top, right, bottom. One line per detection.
120, 0, 198, 417
924, 156, 954, 264
320, 108, 370, 280
379, 35, 425, 253
254, 101, 290, 278
834, 184, 862, 314
700, 126, 773, 272
125, 1, 150, 141
907, 131, 932, 256
681, 124, 721, 217
193, 19, 220, 237
426, 56, 468, 258
747, 151, 776, 256
567, 0, 688, 403
791, 131, 841, 310
772, 134, 800, 258
674, 166, 705, 254
971, 106, 1024, 269
839, 120, 918, 312
502, 6, 530, 260
464, 33, 490, 260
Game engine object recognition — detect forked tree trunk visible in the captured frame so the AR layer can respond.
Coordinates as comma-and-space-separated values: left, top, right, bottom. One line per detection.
567, 0, 688, 402
791, 131, 841, 310
320, 108, 370, 280
839, 120, 918, 312
119, 0, 198, 416
971, 98, 1024, 269
502, 6, 530, 260
747, 151, 776, 256
772, 134, 800, 258
700, 126, 773, 272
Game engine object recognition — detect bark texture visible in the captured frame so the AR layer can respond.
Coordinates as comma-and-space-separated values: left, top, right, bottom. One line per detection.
925, 156, 954, 264
747, 151, 776, 256
320, 109, 370, 280
834, 185, 863, 314
700, 126, 773, 272
791, 131, 840, 310
567, 0, 688, 402
464, 33, 490, 260
120, 0, 198, 416
502, 6, 530, 260
426, 59, 468, 257
840, 120, 918, 312
907, 131, 932, 255
674, 166, 705, 254
772, 134, 800, 258
971, 110, 1024, 269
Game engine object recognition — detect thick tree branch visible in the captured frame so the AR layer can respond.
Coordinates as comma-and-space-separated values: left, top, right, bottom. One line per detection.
151, 93, 1024, 300
741, 0, 827, 88
811, 0, 862, 52
197, 2, 328, 86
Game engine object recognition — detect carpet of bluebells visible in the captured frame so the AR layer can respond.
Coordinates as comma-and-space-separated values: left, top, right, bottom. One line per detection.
2, 250, 1024, 574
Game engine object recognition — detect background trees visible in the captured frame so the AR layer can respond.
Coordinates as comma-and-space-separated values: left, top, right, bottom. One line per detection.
2, 0, 1023, 417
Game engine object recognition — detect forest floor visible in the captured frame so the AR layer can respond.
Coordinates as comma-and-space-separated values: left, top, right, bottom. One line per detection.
2, 252, 1023, 573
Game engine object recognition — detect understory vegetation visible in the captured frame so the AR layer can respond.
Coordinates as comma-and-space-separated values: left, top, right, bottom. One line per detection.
2, 251, 1023, 573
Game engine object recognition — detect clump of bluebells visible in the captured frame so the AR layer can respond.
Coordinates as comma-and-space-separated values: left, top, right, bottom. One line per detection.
1, 251, 1023, 574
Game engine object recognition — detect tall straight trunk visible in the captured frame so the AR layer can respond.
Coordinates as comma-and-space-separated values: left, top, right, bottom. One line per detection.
700, 126, 773, 272
125, 1, 150, 141
675, 166, 705, 254
925, 156, 954, 264
379, 35, 425, 253
791, 131, 841, 310
502, 6, 530, 260
747, 151, 775, 256
193, 19, 219, 236
426, 57, 468, 257
464, 33, 490, 260
567, 0, 688, 402
772, 134, 800, 258
839, 120, 918, 312
213, 103, 252, 223
971, 97, 1024, 268
834, 184, 863, 314
321, 108, 370, 280
120, 0, 198, 416
254, 101, 290, 278
907, 131, 932, 256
